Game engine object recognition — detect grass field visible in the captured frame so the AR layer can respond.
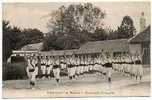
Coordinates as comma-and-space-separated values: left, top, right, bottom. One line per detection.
2, 67, 150, 98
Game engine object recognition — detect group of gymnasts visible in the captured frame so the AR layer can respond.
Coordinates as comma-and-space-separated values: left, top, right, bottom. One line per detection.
26, 52, 143, 89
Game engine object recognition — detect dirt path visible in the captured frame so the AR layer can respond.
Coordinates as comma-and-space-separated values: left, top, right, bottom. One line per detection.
2, 68, 150, 98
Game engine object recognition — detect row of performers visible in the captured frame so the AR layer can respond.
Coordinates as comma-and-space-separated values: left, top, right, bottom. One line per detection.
26, 54, 143, 89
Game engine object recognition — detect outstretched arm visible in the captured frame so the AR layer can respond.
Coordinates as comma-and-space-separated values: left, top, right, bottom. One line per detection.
26, 67, 30, 78
141, 48, 145, 57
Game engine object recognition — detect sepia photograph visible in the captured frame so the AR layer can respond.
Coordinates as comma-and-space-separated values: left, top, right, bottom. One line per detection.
2, 1, 151, 98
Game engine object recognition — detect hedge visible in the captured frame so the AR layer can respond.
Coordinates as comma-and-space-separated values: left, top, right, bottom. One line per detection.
3, 62, 69, 80
3, 62, 28, 81
11, 56, 26, 63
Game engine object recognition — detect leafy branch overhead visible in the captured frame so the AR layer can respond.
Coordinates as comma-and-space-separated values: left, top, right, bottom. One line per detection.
47, 3, 106, 34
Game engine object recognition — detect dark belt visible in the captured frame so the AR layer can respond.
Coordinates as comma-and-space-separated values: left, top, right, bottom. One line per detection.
95, 63, 101, 65
29, 69, 35, 72
130, 62, 134, 64
135, 60, 141, 64
67, 64, 74, 68
35, 63, 38, 66
103, 63, 112, 67
79, 64, 85, 66
60, 62, 66, 64
53, 65, 60, 69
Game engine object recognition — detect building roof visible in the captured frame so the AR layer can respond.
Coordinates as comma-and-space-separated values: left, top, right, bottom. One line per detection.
80, 39, 129, 53
41, 49, 77, 56
18, 38, 130, 56
20, 42, 43, 51
129, 25, 150, 43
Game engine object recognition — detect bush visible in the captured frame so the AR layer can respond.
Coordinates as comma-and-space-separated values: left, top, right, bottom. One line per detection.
3, 62, 69, 80
3, 62, 28, 81
11, 56, 26, 63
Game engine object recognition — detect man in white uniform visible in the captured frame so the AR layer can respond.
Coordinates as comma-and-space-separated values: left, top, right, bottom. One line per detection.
52, 56, 61, 83
40, 56, 46, 79
67, 55, 75, 80
135, 55, 143, 82
75, 56, 81, 78
26, 56, 37, 89
103, 53, 113, 83
46, 56, 52, 79
32, 55, 38, 78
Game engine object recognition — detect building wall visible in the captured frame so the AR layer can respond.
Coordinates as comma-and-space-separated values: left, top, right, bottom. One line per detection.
129, 42, 150, 65
142, 42, 150, 65
129, 44, 142, 55
142, 47, 150, 65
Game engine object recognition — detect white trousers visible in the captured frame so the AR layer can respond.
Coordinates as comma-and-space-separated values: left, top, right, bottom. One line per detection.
53, 68, 60, 79
35, 67, 38, 76
41, 65, 46, 75
46, 65, 52, 75
29, 72, 36, 82
136, 65, 143, 76
27, 68, 36, 83
76, 66, 80, 74
68, 67, 75, 76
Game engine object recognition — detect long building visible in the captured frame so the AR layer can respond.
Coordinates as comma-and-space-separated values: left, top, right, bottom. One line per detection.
10, 26, 150, 65
79, 39, 129, 57
128, 25, 150, 64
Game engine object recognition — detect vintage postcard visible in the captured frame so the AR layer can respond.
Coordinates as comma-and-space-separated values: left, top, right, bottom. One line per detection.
2, 0, 151, 98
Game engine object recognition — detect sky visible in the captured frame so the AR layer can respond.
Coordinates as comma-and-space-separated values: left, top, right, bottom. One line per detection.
2, 2, 151, 33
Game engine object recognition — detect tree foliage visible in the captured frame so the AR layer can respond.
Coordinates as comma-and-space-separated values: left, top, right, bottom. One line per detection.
43, 3, 106, 51
117, 15, 136, 39
48, 3, 105, 33
3, 20, 44, 62
3, 20, 12, 62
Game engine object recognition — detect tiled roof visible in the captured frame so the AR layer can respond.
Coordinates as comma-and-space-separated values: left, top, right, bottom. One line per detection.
129, 25, 150, 43
20, 42, 43, 51
19, 39, 131, 55
80, 39, 129, 53
41, 49, 77, 56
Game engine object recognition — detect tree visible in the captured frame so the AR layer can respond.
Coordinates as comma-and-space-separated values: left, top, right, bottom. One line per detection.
10, 26, 22, 50
21, 28, 44, 44
117, 15, 136, 39
91, 27, 108, 41
44, 3, 106, 50
105, 28, 118, 40
3, 20, 44, 62
3, 20, 12, 61
48, 3, 105, 34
